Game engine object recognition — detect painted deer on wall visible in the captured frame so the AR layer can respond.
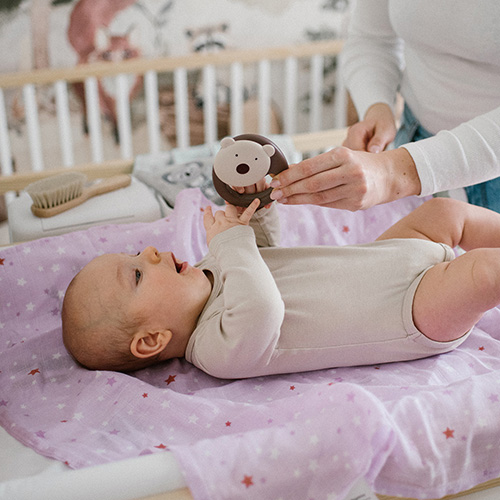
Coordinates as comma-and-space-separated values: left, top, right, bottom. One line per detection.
67, 0, 143, 142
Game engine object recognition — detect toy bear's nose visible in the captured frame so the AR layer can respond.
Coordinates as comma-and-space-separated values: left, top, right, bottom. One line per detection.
236, 163, 250, 175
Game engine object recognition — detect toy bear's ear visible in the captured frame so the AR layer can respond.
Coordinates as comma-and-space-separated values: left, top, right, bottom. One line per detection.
220, 137, 235, 149
263, 144, 275, 158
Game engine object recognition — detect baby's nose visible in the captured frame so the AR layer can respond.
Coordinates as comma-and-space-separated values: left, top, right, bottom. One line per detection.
143, 246, 160, 262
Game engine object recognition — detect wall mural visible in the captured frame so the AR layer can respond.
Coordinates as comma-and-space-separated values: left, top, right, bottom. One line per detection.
0, 0, 350, 171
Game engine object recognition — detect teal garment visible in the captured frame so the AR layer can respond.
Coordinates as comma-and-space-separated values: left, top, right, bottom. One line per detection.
394, 104, 500, 213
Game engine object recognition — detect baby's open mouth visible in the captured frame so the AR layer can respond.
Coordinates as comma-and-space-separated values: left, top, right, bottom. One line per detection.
173, 254, 187, 273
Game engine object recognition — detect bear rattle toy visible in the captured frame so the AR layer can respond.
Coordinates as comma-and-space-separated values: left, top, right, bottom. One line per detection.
212, 134, 289, 209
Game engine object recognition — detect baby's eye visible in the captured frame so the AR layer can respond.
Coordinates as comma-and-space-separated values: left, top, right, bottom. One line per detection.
135, 269, 142, 284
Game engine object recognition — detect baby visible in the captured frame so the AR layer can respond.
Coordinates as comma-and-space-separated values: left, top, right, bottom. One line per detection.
62, 197, 500, 378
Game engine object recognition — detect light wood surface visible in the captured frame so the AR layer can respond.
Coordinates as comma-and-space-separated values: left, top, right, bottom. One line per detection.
135, 477, 500, 500
0, 40, 343, 89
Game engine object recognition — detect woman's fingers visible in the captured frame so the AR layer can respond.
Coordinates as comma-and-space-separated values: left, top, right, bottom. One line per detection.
270, 148, 348, 201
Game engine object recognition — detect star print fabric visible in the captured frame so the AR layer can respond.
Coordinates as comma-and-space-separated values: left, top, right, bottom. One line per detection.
1, 188, 500, 499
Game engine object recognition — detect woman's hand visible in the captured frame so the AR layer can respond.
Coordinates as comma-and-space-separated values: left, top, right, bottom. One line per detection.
233, 177, 272, 214
343, 102, 397, 153
269, 146, 421, 211
203, 199, 260, 245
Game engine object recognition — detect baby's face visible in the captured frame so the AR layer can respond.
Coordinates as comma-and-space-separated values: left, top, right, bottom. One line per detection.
77, 246, 212, 335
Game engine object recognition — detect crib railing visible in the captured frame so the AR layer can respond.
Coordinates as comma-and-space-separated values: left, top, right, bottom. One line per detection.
0, 40, 347, 195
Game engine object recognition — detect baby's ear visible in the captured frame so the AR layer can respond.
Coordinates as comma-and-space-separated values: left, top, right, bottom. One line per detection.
130, 330, 172, 359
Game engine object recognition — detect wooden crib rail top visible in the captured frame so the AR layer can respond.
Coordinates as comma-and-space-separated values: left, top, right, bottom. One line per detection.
0, 40, 343, 89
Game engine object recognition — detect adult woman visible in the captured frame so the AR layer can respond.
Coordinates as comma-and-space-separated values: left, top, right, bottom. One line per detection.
270, 1, 500, 212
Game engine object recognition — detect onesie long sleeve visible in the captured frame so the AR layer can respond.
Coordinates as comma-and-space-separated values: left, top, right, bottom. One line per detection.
185, 206, 468, 379
341, 0, 500, 196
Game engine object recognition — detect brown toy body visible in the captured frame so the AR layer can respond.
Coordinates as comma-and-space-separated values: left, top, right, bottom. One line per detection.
212, 134, 288, 209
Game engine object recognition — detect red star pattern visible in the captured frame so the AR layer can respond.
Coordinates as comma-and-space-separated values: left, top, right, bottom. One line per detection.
165, 375, 176, 385
342, 225, 350, 233
225, 421, 231, 427
142, 393, 148, 398
241, 475, 254, 488
443, 427, 455, 439
155, 443, 167, 449
28, 369, 40, 376
479, 346, 485, 351
290, 385, 295, 391
0, 257, 4, 265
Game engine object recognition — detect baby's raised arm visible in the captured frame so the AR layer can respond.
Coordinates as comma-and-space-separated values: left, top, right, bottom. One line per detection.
203, 198, 260, 246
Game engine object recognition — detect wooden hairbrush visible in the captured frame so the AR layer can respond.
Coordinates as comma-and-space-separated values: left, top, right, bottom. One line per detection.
26, 172, 132, 218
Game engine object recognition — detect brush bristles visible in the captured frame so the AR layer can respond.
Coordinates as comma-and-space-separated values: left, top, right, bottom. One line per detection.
26, 172, 86, 209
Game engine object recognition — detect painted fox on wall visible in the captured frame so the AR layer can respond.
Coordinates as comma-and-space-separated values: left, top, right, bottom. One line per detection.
67, 0, 143, 142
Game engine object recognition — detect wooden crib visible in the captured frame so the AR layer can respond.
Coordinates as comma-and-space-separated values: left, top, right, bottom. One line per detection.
0, 39, 346, 197
1, 40, 500, 500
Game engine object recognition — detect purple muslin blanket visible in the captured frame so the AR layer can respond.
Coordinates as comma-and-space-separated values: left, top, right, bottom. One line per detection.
2, 189, 500, 499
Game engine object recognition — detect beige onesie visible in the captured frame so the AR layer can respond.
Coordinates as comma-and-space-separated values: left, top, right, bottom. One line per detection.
185, 206, 468, 379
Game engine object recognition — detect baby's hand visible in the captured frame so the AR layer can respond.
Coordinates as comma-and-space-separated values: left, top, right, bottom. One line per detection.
203, 198, 260, 245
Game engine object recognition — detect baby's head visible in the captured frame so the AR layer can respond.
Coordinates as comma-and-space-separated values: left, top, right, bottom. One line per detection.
62, 246, 212, 372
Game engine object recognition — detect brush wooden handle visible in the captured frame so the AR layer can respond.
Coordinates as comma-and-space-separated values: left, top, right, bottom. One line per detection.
31, 174, 132, 218
84, 174, 132, 197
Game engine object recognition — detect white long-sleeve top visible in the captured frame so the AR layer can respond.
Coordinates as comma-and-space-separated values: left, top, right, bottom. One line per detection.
341, 0, 500, 196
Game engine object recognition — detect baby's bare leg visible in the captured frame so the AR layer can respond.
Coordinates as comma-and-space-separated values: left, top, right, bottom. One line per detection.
377, 197, 500, 250
412, 248, 500, 341
377, 198, 500, 342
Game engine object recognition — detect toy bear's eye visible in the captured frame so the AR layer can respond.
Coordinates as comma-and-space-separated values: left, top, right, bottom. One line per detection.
255, 157, 258, 160
235, 154, 238, 157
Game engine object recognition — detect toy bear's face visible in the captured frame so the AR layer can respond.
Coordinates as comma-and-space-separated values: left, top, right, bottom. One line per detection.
213, 137, 276, 187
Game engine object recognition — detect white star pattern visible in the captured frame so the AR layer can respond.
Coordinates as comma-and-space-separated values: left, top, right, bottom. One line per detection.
308, 459, 319, 472
188, 414, 199, 424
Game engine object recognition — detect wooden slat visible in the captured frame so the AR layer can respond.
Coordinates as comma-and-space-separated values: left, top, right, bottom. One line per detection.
116, 73, 133, 159
144, 70, 161, 154
54, 80, 74, 167
0, 40, 343, 89
258, 59, 271, 136
84, 76, 104, 163
203, 64, 217, 146
174, 68, 189, 149
230, 61, 244, 136
284, 56, 298, 135
0, 88, 13, 177
309, 54, 324, 132
23, 84, 44, 171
